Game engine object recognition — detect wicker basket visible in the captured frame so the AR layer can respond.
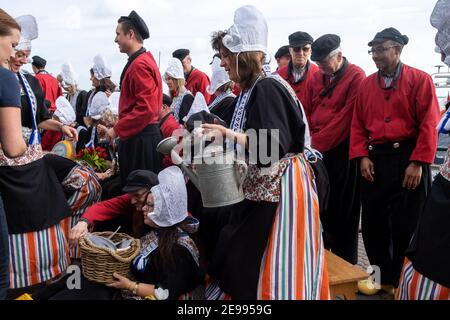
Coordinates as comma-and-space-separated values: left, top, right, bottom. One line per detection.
79, 232, 141, 284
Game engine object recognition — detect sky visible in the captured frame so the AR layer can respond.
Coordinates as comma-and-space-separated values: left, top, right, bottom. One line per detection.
2, 0, 447, 93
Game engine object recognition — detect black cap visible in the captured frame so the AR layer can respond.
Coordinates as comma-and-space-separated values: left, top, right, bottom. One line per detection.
173, 49, 190, 61
120, 11, 150, 40
368, 27, 409, 47
288, 31, 314, 48
275, 45, 290, 59
32, 55, 46, 68
311, 34, 341, 62
162, 93, 172, 106
122, 170, 158, 193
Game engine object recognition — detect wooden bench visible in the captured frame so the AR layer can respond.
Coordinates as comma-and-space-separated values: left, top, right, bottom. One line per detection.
326, 250, 369, 300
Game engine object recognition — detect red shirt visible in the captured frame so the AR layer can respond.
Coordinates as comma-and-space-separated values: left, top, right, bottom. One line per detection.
350, 64, 440, 164
186, 68, 211, 104
35, 71, 63, 112
159, 113, 182, 168
304, 62, 366, 153
115, 51, 162, 140
277, 61, 319, 107
82, 193, 132, 224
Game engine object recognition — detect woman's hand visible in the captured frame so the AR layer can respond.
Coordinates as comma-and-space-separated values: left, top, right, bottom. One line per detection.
106, 273, 133, 290
69, 220, 89, 247
61, 125, 78, 142
201, 122, 229, 139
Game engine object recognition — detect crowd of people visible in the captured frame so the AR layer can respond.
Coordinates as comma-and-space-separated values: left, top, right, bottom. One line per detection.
0, 0, 448, 301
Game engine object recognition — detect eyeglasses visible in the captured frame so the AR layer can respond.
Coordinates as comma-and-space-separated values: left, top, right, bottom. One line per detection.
368, 46, 398, 55
292, 46, 311, 53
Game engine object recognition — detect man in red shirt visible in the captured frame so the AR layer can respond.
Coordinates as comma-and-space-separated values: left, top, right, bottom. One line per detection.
306, 34, 366, 264
350, 28, 441, 291
69, 170, 158, 245
32, 55, 63, 113
172, 49, 212, 104
277, 31, 318, 106
99, 11, 163, 186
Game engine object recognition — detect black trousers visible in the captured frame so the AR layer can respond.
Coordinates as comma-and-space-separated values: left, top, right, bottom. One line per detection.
321, 139, 361, 264
118, 125, 163, 187
360, 140, 431, 287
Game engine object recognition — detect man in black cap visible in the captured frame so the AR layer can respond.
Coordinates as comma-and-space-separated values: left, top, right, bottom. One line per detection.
304, 34, 366, 265
350, 27, 441, 292
274, 45, 290, 71
31, 55, 63, 113
172, 48, 212, 104
70, 169, 159, 244
277, 31, 318, 106
99, 11, 163, 187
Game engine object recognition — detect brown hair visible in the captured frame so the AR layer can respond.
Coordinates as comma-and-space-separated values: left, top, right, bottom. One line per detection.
211, 31, 264, 90
156, 226, 179, 267
117, 18, 143, 44
0, 9, 21, 36
216, 81, 233, 93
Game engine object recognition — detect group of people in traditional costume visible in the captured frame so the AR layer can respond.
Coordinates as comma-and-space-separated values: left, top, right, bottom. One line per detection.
0, 0, 448, 301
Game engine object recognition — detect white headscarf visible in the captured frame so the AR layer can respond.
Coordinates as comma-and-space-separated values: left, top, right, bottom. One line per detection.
55, 96, 76, 125
183, 92, 209, 123
148, 166, 187, 228
431, 0, 450, 65
222, 5, 268, 54
15, 15, 38, 52
88, 92, 110, 120
92, 54, 112, 80
207, 56, 231, 95
60, 62, 77, 86
164, 57, 184, 80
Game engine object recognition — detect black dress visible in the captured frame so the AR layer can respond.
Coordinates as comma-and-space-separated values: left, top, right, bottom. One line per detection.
178, 93, 194, 125
208, 77, 306, 300
209, 96, 236, 127
20, 74, 51, 128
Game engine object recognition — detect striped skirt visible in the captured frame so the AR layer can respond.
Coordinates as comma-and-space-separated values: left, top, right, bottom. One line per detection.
61, 165, 101, 259
257, 155, 330, 300
9, 218, 70, 289
396, 258, 449, 300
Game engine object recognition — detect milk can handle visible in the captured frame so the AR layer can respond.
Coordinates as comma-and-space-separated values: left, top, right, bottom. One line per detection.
235, 159, 248, 188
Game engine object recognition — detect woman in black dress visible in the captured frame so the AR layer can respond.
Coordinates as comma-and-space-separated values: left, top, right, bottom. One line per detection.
202, 6, 329, 300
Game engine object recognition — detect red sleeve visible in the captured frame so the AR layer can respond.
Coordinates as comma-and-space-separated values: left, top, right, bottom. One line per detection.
114, 64, 160, 138
349, 87, 370, 160
409, 74, 441, 164
311, 70, 365, 153
82, 194, 132, 224
160, 114, 181, 139
197, 73, 212, 104
57, 83, 63, 97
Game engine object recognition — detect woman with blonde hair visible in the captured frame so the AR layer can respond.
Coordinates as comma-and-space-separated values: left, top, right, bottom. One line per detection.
164, 57, 193, 124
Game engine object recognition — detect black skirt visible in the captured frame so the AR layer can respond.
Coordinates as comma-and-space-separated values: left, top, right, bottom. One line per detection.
118, 124, 163, 186
407, 174, 450, 288
0, 157, 72, 234
208, 199, 276, 300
